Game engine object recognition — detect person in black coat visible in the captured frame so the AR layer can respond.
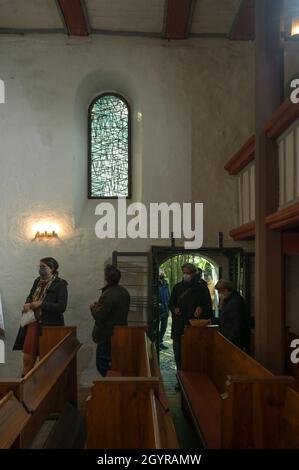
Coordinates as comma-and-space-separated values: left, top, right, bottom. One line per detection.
215, 279, 250, 351
13, 257, 68, 375
90, 264, 130, 377
169, 263, 213, 373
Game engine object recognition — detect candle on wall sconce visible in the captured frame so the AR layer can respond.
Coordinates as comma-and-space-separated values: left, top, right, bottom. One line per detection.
29, 218, 65, 241
34, 230, 58, 240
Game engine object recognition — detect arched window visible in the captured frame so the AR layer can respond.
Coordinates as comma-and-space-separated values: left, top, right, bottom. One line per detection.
88, 93, 131, 198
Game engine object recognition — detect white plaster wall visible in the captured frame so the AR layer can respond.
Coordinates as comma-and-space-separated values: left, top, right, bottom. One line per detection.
190, 40, 255, 246
0, 35, 254, 379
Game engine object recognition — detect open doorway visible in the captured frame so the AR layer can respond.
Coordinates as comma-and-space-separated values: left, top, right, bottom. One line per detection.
157, 253, 220, 377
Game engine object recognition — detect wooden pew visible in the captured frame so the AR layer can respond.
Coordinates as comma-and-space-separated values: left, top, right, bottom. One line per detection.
86, 378, 161, 448
39, 326, 78, 358
110, 325, 175, 413
178, 325, 294, 449
0, 392, 30, 449
86, 325, 179, 449
279, 387, 299, 448
0, 327, 81, 448
108, 325, 151, 377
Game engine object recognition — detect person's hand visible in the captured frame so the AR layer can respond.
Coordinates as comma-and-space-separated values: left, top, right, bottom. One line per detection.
22, 303, 32, 313
194, 306, 203, 318
174, 308, 181, 316
30, 300, 43, 310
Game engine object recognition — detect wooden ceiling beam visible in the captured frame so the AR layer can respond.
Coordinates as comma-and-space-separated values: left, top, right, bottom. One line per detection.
230, 0, 255, 41
56, 0, 90, 36
163, 0, 196, 40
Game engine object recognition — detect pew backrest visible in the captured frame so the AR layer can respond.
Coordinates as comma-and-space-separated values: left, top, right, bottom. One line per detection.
111, 325, 151, 377
280, 386, 299, 449
85, 378, 160, 449
0, 392, 30, 449
39, 326, 78, 359
181, 326, 273, 394
222, 376, 295, 448
0, 327, 81, 448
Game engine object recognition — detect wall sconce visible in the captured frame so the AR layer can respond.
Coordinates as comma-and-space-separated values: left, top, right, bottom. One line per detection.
291, 16, 299, 37
285, 0, 299, 39
34, 230, 58, 240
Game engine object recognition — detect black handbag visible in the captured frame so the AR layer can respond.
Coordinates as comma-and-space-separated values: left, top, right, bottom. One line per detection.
12, 325, 27, 351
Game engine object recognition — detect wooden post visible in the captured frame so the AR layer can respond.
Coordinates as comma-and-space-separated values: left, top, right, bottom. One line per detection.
255, 0, 284, 373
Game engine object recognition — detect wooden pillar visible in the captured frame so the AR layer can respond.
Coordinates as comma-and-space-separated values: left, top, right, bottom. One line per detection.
255, 0, 284, 373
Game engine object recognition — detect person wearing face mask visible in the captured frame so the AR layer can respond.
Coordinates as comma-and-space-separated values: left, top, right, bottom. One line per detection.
13, 257, 68, 375
215, 279, 250, 351
169, 263, 212, 388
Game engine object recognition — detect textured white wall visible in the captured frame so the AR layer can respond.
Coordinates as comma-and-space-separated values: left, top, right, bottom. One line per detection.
190, 40, 255, 243
0, 35, 254, 379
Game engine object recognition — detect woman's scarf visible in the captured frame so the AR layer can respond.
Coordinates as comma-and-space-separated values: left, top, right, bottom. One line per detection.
32, 275, 55, 320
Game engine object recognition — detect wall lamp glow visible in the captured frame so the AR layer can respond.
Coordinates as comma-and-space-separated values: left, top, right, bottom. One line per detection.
34, 230, 58, 240
291, 17, 299, 37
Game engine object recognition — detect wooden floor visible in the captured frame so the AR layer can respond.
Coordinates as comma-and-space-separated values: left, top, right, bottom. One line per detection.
160, 325, 202, 449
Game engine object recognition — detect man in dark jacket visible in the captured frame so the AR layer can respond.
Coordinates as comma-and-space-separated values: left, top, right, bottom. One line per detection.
90, 264, 130, 376
215, 279, 250, 351
169, 263, 212, 374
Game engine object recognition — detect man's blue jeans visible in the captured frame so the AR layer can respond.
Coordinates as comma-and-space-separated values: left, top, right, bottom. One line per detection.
96, 337, 111, 377
159, 313, 169, 345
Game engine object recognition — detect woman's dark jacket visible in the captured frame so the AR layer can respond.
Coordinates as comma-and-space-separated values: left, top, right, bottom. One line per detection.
13, 276, 68, 350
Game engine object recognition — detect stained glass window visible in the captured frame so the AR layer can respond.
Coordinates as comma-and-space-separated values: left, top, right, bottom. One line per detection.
88, 93, 131, 198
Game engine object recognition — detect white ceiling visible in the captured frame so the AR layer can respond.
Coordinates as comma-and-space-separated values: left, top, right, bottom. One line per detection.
86, 0, 165, 33
0, 0, 63, 30
0, 0, 242, 35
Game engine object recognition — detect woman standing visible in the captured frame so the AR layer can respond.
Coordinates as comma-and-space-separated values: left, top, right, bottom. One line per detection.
13, 257, 68, 375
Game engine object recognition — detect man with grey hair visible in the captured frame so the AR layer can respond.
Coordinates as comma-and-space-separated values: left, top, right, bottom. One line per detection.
215, 279, 249, 351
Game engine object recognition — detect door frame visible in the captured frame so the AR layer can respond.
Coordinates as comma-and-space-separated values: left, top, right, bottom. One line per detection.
149, 245, 248, 356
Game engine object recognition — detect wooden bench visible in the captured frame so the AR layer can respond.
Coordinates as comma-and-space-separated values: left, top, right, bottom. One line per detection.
0, 391, 30, 448
0, 327, 81, 448
279, 386, 299, 448
107, 325, 151, 377
110, 325, 174, 413
86, 325, 179, 449
178, 325, 295, 449
86, 378, 162, 448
